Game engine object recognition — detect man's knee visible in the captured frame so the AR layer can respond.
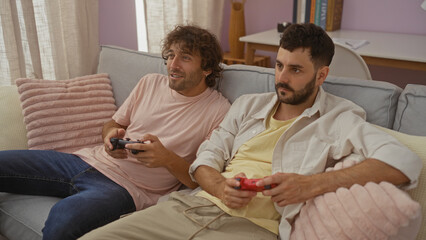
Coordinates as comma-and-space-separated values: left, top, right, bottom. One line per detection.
42, 203, 87, 240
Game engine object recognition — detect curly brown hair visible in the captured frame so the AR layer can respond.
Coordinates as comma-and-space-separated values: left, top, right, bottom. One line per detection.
161, 25, 223, 88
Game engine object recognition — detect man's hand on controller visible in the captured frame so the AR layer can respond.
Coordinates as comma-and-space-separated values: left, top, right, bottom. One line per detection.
126, 134, 175, 168
104, 128, 127, 159
259, 172, 317, 207
220, 173, 257, 209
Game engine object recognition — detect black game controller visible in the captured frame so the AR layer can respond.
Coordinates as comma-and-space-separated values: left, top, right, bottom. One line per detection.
110, 138, 144, 154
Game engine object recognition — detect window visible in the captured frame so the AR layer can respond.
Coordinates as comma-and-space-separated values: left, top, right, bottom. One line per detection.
135, 0, 148, 52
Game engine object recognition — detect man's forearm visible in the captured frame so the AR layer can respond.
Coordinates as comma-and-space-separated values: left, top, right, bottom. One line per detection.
314, 158, 410, 196
164, 153, 199, 189
193, 165, 226, 199
263, 158, 411, 207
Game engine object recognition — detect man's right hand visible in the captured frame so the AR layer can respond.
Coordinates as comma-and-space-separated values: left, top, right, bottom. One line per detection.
104, 128, 127, 158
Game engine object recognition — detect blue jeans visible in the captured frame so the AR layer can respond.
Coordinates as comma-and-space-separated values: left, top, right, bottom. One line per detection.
0, 150, 136, 240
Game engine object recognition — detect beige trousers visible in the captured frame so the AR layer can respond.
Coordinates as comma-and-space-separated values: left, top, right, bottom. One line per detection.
80, 192, 277, 240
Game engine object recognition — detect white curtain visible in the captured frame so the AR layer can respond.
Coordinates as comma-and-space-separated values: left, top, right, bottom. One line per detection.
0, 0, 99, 86
144, 0, 225, 53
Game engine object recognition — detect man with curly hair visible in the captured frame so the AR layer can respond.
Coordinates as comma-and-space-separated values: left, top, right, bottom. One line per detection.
0, 25, 230, 240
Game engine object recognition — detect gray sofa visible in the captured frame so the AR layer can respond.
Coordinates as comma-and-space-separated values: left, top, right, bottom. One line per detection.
1, 45, 425, 239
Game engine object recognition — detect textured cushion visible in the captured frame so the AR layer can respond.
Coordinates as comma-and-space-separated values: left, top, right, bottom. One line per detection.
393, 84, 426, 136
0, 85, 28, 150
15, 73, 116, 153
291, 182, 421, 240
98, 45, 166, 107
323, 76, 402, 128
291, 126, 425, 240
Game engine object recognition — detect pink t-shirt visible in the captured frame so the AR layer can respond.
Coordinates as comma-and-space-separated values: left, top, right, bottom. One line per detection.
74, 74, 230, 210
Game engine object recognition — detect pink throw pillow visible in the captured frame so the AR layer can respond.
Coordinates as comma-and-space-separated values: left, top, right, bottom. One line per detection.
16, 73, 116, 153
290, 160, 422, 240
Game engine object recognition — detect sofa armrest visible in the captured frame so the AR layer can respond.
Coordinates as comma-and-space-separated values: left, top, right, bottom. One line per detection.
0, 85, 28, 150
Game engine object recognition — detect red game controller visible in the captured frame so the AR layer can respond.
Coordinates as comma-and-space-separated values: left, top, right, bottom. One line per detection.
234, 177, 277, 192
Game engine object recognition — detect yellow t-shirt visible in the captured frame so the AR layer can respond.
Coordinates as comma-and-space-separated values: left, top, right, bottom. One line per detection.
197, 106, 296, 234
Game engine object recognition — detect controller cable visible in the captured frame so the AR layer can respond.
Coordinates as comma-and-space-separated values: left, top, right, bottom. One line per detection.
183, 204, 227, 240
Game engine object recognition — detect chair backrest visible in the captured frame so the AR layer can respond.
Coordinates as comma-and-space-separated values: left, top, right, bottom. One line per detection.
329, 42, 372, 80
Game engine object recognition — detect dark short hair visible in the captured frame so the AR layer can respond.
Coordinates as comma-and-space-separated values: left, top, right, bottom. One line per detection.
161, 25, 223, 88
280, 23, 334, 69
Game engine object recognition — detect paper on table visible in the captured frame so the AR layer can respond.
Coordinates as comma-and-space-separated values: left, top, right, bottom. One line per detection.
332, 38, 370, 50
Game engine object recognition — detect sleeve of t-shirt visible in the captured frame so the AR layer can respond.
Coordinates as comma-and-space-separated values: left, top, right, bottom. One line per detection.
112, 76, 147, 126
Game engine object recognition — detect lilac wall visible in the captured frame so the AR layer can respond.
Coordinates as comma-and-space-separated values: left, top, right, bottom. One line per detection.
339, 0, 426, 87
219, 0, 426, 87
341, 0, 426, 34
220, 0, 426, 52
99, 0, 426, 87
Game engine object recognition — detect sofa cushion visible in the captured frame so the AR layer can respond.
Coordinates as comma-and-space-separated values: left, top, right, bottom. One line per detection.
219, 69, 402, 128
0, 85, 28, 150
0, 193, 61, 240
291, 125, 426, 240
15, 73, 116, 153
98, 45, 166, 107
98, 46, 277, 106
97, 46, 401, 130
323, 76, 402, 128
393, 84, 426, 136
220, 64, 275, 103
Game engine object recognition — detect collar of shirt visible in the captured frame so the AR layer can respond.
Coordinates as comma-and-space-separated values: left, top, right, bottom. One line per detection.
251, 87, 326, 123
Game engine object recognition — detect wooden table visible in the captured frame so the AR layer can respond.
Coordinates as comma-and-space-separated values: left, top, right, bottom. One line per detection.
239, 29, 426, 71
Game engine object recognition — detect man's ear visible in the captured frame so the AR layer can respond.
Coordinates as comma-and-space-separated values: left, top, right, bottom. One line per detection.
316, 66, 329, 86
203, 69, 212, 78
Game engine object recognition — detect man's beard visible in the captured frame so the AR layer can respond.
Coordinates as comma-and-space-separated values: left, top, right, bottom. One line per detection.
275, 75, 316, 105
168, 69, 203, 92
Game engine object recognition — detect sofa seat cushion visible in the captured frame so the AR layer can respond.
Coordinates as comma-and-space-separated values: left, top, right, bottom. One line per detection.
0, 86, 28, 150
393, 84, 426, 136
15, 73, 117, 153
0, 193, 61, 240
